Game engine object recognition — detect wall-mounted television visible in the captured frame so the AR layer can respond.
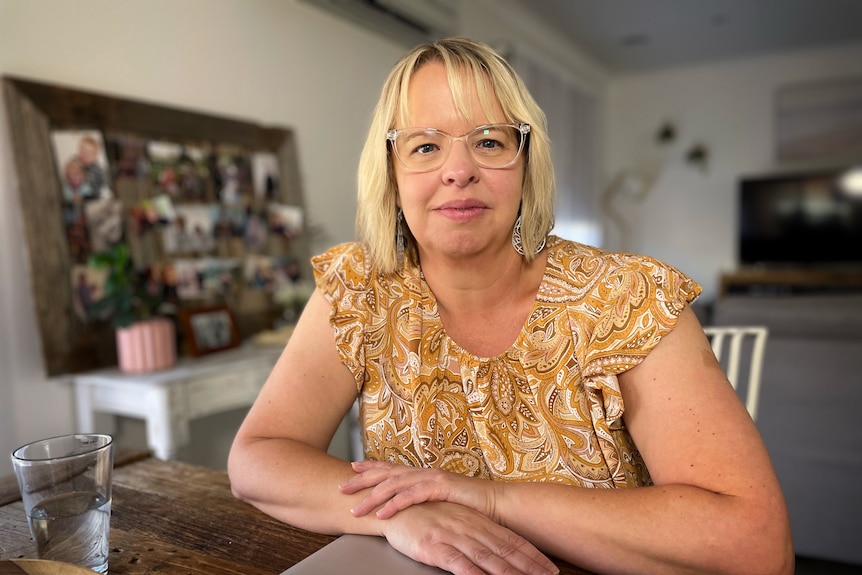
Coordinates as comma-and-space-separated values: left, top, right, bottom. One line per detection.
739, 166, 862, 267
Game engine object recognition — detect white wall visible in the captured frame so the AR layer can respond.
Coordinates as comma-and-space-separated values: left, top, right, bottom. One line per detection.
0, 0, 602, 475
0, 0, 404, 475
605, 42, 862, 302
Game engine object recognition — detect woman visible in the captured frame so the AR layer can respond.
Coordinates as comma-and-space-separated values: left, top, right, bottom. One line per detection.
228, 37, 793, 575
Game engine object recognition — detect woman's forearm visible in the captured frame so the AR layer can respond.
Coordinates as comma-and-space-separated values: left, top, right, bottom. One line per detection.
494, 480, 793, 575
228, 437, 383, 536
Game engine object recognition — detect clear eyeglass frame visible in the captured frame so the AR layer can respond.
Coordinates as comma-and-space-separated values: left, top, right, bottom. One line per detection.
387, 122, 531, 172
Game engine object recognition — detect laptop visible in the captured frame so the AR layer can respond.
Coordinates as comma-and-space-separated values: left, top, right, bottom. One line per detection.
281, 534, 449, 574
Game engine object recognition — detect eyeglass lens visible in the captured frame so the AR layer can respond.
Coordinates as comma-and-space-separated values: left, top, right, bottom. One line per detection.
391, 124, 526, 171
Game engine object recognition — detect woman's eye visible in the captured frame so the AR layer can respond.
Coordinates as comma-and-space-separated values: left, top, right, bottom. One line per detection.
414, 143, 439, 155
477, 138, 503, 150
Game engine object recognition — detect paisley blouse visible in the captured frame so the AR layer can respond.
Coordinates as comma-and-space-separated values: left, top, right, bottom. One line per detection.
312, 236, 701, 489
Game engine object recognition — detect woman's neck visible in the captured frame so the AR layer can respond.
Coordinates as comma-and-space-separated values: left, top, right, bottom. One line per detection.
418, 247, 548, 357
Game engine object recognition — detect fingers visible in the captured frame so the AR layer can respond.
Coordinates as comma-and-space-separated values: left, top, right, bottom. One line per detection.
343, 466, 449, 518
382, 503, 559, 575
444, 531, 559, 575
373, 482, 439, 519
339, 461, 417, 494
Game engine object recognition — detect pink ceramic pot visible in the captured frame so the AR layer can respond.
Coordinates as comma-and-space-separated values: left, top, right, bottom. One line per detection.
116, 318, 176, 373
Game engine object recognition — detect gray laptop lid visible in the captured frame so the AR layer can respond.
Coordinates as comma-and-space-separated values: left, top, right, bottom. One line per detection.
281, 534, 448, 575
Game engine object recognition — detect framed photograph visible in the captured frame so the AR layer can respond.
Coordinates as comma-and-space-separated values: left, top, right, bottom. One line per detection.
51, 129, 114, 203
180, 305, 240, 356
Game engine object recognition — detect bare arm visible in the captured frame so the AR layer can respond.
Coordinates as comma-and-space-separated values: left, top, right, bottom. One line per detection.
344, 306, 794, 575
228, 288, 378, 535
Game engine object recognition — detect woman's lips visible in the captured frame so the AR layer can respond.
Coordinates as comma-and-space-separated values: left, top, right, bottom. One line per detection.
435, 202, 488, 221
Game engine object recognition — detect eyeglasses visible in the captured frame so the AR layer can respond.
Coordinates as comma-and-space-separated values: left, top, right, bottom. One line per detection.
387, 123, 530, 172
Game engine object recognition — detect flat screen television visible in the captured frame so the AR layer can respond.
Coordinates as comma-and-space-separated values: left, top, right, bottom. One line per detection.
739, 167, 862, 267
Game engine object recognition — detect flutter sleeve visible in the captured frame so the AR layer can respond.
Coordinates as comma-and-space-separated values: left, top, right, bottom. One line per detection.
311, 242, 372, 392
579, 253, 702, 428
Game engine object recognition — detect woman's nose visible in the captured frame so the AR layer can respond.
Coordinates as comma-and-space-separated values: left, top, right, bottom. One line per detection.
441, 140, 478, 185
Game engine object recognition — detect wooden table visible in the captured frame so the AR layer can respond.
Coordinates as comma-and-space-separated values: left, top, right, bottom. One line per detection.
0, 455, 593, 575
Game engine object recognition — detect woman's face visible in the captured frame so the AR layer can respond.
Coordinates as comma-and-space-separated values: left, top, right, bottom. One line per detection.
393, 62, 524, 264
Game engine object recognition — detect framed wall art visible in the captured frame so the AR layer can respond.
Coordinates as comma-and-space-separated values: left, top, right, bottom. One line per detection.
3, 76, 312, 376
179, 305, 241, 357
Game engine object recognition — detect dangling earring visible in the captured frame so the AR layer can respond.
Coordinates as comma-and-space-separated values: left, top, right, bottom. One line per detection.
512, 215, 546, 256
396, 208, 405, 266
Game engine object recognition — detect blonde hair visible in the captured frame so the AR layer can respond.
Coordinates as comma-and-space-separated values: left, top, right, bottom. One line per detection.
356, 37, 555, 274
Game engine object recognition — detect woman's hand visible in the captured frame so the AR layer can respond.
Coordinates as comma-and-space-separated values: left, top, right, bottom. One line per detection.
380, 501, 559, 575
340, 460, 494, 520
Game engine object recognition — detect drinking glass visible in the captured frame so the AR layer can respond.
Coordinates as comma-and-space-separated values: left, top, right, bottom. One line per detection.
11, 434, 114, 573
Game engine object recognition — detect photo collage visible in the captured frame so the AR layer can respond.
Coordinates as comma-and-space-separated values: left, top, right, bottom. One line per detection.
51, 129, 307, 324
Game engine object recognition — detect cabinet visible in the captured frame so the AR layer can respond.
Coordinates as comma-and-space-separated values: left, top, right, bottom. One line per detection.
719, 268, 862, 297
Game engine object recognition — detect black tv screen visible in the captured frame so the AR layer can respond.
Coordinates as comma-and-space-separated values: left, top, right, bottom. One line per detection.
739, 167, 862, 267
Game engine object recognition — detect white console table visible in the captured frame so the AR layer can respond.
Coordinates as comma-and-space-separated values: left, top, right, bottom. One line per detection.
73, 344, 283, 460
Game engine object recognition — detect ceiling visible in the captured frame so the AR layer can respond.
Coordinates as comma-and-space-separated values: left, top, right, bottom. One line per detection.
513, 0, 862, 73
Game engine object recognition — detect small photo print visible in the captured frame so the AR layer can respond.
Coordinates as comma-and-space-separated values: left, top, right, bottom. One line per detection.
197, 257, 241, 298
175, 144, 212, 202
84, 197, 124, 253
243, 254, 274, 291
64, 208, 91, 263
51, 129, 114, 204
244, 208, 269, 252
268, 204, 303, 238
252, 151, 280, 201
147, 141, 184, 196
70, 264, 108, 322
214, 205, 247, 238
129, 194, 176, 236
212, 146, 253, 205
162, 204, 219, 254
174, 259, 203, 300
106, 134, 151, 179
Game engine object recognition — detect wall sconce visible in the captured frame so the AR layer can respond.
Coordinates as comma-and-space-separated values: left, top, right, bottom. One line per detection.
685, 143, 709, 171
656, 121, 677, 145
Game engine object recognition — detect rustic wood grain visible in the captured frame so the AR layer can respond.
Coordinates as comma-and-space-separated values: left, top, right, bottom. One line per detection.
0, 559, 96, 574
0, 457, 593, 575
3, 78, 83, 376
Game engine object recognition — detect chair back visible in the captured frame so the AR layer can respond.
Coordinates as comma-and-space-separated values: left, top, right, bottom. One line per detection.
702, 326, 769, 421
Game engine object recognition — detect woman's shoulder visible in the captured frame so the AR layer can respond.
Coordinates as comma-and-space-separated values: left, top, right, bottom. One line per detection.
546, 236, 692, 276
543, 236, 701, 301
311, 242, 370, 282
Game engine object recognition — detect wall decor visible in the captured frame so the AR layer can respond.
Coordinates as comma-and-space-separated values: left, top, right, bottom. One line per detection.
179, 305, 241, 357
3, 76, 311, 376
776, 75, 862, 164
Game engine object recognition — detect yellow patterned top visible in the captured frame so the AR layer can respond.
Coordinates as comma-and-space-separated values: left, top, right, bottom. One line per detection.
312, 236, 701, 488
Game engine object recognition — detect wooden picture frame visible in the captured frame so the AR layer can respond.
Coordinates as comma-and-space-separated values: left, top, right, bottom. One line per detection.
2, 75, 311, 376
180, 305, 241, 356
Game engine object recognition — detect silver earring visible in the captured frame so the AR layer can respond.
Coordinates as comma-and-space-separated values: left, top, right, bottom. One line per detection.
512, 215, 546, 256
396, 209, 405, 266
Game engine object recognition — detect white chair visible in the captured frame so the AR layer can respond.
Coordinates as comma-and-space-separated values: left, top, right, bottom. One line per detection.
702, 326, 769, 421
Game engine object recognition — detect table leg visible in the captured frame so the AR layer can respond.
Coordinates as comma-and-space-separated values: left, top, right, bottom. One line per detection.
145, 385, 190, 460
74, 382, 95, 433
